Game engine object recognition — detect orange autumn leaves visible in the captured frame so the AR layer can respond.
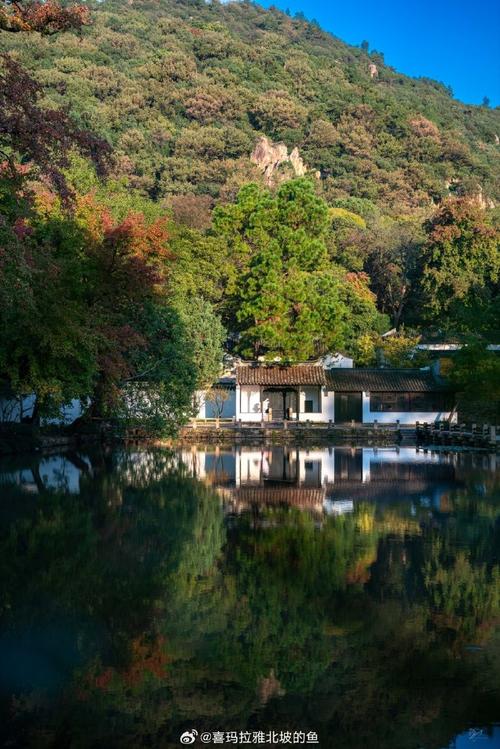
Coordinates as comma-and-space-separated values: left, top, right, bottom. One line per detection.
77, 194, 172, 294
0, 0, 89, 35
79, 635, 170, 697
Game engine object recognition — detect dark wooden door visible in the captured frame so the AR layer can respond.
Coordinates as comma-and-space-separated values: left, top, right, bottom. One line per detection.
267, 391, 284, 420
335, 392, 362, 424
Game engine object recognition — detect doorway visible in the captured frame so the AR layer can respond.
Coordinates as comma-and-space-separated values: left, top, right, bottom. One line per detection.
335, 392, 362, 424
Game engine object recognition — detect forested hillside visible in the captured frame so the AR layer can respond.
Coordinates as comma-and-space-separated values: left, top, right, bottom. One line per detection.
1, 0, 499, 211
1, 0, 499, 429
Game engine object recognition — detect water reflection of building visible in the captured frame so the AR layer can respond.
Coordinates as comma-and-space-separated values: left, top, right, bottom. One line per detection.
1, 448, 496, 514
181, 446, 474, 515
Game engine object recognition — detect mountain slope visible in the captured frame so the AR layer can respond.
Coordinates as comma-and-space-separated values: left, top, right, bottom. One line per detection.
2, 0, 499, 213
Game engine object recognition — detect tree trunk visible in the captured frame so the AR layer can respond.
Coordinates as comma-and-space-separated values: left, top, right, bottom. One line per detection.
27, 396, 40, 427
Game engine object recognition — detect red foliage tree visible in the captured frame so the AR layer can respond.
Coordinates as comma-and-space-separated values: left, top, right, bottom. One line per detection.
0, 0, 110, 197
0, 55, 111, 198
0, 0, 89, 35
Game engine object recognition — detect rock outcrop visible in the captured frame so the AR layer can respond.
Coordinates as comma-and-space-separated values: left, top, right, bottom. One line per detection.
251, 135, 309, 184
445, 179, 495, 209
472, 185, 495, 210
369, 63, 378, 79
289, 146, 307, 176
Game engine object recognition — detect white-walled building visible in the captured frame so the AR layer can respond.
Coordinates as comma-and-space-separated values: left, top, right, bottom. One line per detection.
325, 368, 455, 425
196, 361, 456, 426
0, 393, 85, 425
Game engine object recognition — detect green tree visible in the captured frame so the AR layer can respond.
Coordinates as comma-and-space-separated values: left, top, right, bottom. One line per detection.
364, 218, 423, 327
214, 179, 384, 360
177, 297, 226, 390
417, 198, 500, 332
450, 340, 500, 421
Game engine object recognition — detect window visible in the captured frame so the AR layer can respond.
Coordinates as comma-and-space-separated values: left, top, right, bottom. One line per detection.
304, 399, 314, 413
370, 393, 409, 412
370, 392, 451, 412
409, 393, 452, 411
409, 393, 429, 412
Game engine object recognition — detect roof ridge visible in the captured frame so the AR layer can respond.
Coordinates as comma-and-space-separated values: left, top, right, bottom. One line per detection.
351, 367, 432, 372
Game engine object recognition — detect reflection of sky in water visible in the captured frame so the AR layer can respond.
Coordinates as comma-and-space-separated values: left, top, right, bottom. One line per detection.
0, 454, 92, 494
447, 726, 500, 747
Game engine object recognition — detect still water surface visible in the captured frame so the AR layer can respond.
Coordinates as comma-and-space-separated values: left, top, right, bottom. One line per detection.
0, 445, 499, 748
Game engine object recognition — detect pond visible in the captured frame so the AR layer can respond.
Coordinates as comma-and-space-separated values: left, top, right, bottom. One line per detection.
0, 445, 499, 749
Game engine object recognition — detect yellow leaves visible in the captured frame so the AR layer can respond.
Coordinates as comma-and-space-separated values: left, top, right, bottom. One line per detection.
330, 206, 366, 229
356, 511, 374, 534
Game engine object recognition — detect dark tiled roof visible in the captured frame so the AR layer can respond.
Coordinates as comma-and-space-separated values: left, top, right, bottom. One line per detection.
325, 368, 453, 392
236, 364, 326, 387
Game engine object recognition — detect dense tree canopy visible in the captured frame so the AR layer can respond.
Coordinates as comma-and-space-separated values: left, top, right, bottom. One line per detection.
214, 179, 386, 360
417, 198, 499, 334
0, 184, 223, 430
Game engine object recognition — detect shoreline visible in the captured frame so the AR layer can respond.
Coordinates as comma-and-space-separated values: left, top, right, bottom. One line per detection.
1, 422, 498, 457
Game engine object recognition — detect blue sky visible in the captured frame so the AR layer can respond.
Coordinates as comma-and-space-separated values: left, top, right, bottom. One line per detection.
258, 0, 500, 107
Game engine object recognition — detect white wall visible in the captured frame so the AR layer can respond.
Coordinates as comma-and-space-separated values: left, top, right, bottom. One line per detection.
0, 395, 84, 425
300, 386, 320, 412
196, 389, 236, 419
0, 395, 36, 422
44, 399, 85, 426
298, 387, 335, 423
321, 354, 353, 368
236, 386, 264, 422
321, 389, 335, 422
234, 386, 336, 423
362, 392, 456, 425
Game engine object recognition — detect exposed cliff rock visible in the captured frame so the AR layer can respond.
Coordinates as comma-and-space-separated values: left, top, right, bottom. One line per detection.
445, 179, 495, 209
369, 63, 378, 79
289, 146, 307, 176
251, 136, 309, 184
472, 185, 496, 210
257, 669, 285, 705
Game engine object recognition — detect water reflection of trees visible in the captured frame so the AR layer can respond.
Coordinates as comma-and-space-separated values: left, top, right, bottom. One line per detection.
0, 449, 498, 748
